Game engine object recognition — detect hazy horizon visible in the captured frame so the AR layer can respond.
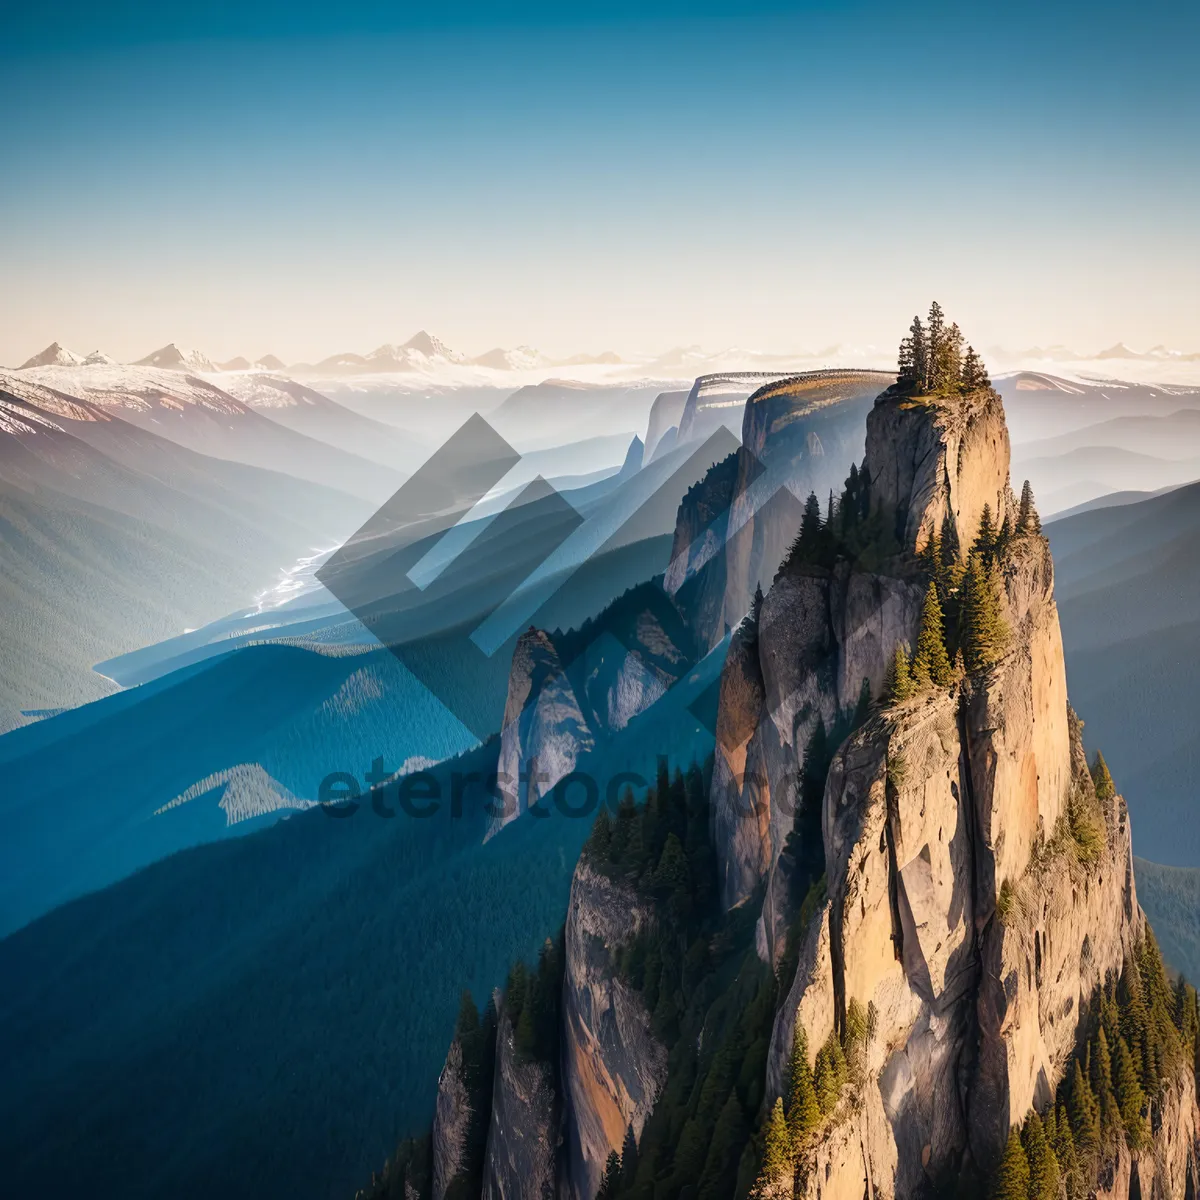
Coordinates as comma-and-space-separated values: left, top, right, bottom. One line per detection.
3, 0, 1198, 365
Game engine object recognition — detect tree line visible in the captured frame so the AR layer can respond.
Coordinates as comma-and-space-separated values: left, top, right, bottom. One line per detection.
989, 928, 1200, 1200
897, 300, 991, 396
586, 756, 780, 1200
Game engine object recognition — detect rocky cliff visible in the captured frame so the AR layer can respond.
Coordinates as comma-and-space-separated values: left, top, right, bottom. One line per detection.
726, 380, 1199, 1197
560, 860, 668, 1200
481, 999, 562, 1200
392, 348, 1200, 1200
489, 584, 696, 840
667, 370, 891, 653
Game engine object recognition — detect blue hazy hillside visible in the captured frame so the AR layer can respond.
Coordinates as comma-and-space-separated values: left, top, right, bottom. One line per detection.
1049, 480, 1200, 866
0, 623, 725, 1200
0, 424, 741, 935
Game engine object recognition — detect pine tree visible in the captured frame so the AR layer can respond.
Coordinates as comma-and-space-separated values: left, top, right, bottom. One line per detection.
844, 998, 870, 1082
698, 1092, 748, 1200
786, 1024, 821, 1152
653, 833, 689, 896
1090, 1026, 1120, 1139
973, 503, 997, 563
619, 1126, 638, 1190
455, 989, 480, 1040
996, 510, 1012, 558
886, 643, 915, 703
1090, 752, 1116, 803
991, 1129, 1030, 1200
1174, 977, 1199, 1049
1113, 1034, 1149, 1149
898, 334, 915, 385
597, 1150, 622, 1199
909, 315, 928, 391
755, 1098, 792, 1197
962, 344, 989, 390
751, 582, 765, 627
801, 490, 822, 541
1052, 1101, 1082, 1200
1068, 1059, 1100, 1163
588, 807, 613, 861
1022, 1110, 1060, 1200
814, 1033, 847, 1114
959, 551, 1010, 673
927, 302, 946, 390
1017, 479, 1041, 534
939, 322, 965, 392
911, 582, 954, 689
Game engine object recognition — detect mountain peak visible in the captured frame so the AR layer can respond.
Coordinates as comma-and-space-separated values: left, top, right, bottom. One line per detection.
400, 330, 464, 361
1095, 341, 1139, 359
134, 343, 217, 372
19, 341, 85, 369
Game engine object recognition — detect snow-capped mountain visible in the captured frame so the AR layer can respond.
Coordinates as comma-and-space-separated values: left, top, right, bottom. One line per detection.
19, 342, 87, 369
134, 343, 219, 372
216, 355, 286, 372
471, 345, 551, 370
305, 330, 468, 374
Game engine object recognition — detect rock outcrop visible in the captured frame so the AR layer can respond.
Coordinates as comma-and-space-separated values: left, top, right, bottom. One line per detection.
432, 1034, 481, 1200
407, 363, 1199, 1200
560, 860, 668, 1200
737, 381, 1196, 1197
489, 585, 696, 840
481, 1000, 562, 1200
642, 390, 689, 461
491, 629, 595, 839
667, 370, 890, 654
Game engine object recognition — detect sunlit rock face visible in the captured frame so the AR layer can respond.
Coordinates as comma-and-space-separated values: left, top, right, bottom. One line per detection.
560, 860, 667, 1200
730, 381, 1161, 1196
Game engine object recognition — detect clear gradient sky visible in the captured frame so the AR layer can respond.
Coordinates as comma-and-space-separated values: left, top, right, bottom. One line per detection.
2, 1, 1197, 365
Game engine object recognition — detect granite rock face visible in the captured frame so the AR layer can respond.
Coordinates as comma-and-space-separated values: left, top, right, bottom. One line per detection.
491, 629, 595, 840
749, 384, 1194, 1197
421, 377, 1198, 1200
432, 1036, 478, 1200
667, 371, 890, 653
481, 1003, 561, 1200
560, 861, 668, 1200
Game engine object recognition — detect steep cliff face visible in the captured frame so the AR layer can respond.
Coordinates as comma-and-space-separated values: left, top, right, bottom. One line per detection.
643, 390, 689, 461
745, 382, 1195, 1197
667, 371, 890, 654
492, 629, 594, 839
560, 860, 667, 1200
490, 585, 696, 841
403, 364, 1198, 1200
432, 1036, 474, 1200
481, 1002, 561, 1200
712, 385, 1011, 957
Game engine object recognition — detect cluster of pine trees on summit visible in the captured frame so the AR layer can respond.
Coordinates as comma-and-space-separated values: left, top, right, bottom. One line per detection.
897, 299, 991, 395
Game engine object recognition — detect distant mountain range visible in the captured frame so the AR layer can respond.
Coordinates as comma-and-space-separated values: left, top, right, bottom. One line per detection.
17, 334, 1200, 381
991, 341, 1200, 363
15, 332, 625, 377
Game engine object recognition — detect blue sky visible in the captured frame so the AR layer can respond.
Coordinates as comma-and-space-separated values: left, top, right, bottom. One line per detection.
2, 1, 1197, 363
